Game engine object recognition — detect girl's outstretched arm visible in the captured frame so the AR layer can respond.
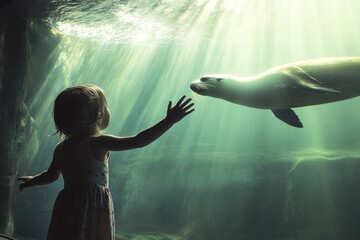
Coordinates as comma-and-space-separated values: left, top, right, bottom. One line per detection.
18, 145, 61, 191
91, 96, 194, 152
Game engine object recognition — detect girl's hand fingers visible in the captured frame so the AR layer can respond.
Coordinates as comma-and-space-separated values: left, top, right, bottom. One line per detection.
180, 98, 192, 108
183, 103, 194, 112
17, 177, 26, 182
18, 176, 32, 183
175, 95, 186, 107
184, 108, 195, 116
167, 96, 194, 123
19, 183, 26, 192
168, 101, 172, 111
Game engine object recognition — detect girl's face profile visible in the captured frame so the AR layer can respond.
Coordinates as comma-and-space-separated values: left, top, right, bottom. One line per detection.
98, 106, 111, 130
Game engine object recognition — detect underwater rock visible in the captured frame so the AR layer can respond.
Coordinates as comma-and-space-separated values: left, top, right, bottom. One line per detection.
0, 7, 30, 235
0, 2, 59, 237
0, 176, 16, 236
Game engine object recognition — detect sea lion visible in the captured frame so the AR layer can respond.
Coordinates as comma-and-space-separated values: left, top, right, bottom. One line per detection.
190, 57, 360, 128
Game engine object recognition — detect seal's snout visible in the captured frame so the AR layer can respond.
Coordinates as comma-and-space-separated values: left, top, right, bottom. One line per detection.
190, 82, 204, 94
190, 83, 198, 92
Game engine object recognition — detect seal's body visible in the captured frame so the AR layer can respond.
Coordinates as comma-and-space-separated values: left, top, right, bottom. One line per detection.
190, 57, 360, 128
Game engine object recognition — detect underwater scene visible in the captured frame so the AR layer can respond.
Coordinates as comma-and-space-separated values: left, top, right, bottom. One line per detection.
1, 0, 360, 239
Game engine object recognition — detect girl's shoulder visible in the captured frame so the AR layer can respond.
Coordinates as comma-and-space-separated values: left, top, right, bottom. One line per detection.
56, 136, 91, 155
89, 134, 110, 162
55, 135, 109, 162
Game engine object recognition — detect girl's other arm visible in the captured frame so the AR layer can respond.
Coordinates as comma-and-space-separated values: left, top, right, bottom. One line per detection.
18, 145, 61, 191
92, 96, 194, 151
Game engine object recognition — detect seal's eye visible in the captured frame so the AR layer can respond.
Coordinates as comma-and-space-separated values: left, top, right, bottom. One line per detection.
200, 77, 208, 82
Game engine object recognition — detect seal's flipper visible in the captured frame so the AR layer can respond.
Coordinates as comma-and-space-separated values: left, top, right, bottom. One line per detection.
272, 109, 303, 128
286, 66, 342, 94
298, 82, 342, 94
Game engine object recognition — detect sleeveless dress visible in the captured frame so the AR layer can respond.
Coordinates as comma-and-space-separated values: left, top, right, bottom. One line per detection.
47, 136, 115, 240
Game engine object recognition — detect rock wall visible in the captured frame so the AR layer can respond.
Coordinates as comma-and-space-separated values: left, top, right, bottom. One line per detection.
0, 7, 31, 235
0, 1, 56, 235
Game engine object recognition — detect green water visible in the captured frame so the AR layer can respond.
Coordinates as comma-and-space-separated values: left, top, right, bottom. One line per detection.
16, 0, 360, 239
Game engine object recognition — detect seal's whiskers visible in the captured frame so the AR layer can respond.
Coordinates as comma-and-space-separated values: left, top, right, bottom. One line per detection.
192, 91, 205, 103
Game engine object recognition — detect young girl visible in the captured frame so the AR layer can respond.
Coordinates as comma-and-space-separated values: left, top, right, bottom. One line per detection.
18, 85, 194, 240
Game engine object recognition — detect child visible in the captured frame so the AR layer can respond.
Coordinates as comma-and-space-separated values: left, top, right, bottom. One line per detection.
18, 85, 194, 240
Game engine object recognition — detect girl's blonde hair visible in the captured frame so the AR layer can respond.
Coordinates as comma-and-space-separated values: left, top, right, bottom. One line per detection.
53, 85, 107, 139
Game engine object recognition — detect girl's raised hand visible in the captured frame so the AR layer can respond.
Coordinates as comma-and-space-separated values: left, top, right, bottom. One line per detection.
166, 95, 195, 123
